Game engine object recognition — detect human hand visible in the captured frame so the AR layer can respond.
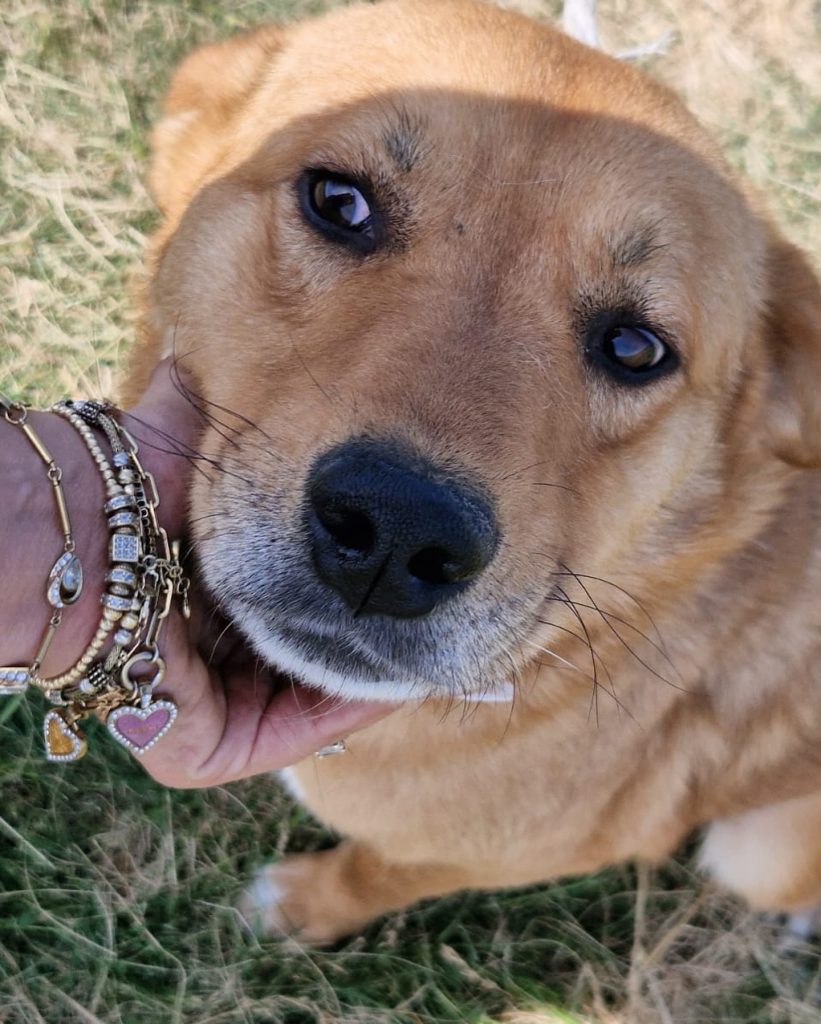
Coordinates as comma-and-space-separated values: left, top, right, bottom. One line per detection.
119, 360, 397, 787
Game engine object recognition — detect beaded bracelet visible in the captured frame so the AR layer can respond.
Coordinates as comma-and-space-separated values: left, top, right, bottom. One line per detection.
0, 394, 189, 763
41, 401, 134, 692
40, 400, 189, 762
0, 396, 83, 694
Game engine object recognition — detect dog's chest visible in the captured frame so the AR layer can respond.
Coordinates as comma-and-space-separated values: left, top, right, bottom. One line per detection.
285, 693, 696, 878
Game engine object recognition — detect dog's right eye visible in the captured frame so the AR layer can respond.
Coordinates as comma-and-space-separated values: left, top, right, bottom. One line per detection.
583, 310, 679, 385
299, 171, 378, 254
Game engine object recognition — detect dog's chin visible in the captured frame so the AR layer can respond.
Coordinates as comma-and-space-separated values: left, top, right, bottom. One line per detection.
231, 602, 516, 705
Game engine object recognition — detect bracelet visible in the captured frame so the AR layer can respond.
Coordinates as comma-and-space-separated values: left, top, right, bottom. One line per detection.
0, 396, 83, 694
43, 400, 190, 762
41, 401, 133, 691
0, 393, 189, 763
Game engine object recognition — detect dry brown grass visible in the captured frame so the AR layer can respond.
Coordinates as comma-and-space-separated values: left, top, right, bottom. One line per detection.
2, 0, 818, 393
602, 0, 820, 261
1, 1, 819, 1022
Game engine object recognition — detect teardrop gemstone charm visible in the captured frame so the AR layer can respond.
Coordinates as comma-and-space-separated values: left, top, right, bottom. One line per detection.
47, 552, 84, 608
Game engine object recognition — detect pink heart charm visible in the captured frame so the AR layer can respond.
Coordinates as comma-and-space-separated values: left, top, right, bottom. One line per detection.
107, 700, 177, 756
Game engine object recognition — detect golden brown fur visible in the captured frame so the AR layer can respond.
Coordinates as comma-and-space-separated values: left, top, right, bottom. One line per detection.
129, 0, 821, 941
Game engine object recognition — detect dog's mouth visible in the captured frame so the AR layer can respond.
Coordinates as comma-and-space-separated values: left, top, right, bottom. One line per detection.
208, 595, 517, 704
231, 598, 447, 702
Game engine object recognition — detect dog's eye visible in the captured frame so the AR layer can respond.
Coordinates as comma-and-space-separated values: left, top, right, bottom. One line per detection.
312, 176, 371, 231
604, 326, 667, 371
300, 171, 378, 253
586, 318, 677, 383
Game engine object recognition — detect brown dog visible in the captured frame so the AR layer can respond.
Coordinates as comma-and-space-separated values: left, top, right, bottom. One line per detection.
128, 0, 821, 942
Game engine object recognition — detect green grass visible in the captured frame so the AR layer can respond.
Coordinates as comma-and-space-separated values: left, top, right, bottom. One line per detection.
2, 1, 820, 1021
0, 699, 625, 1023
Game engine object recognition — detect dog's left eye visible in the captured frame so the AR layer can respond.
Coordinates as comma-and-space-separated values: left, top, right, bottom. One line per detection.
604, 326, 667, 371
299, 171, 377, 253
312, 176, 371, 230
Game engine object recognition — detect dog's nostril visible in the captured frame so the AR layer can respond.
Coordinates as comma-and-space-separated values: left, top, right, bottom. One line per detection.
318, 506, 375, 556
407, 546, 469, 586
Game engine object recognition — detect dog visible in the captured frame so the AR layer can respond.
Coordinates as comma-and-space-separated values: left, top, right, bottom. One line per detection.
127, 0, 821, 943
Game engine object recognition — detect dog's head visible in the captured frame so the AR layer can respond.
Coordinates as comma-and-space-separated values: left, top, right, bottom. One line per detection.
136, 0, 821, 702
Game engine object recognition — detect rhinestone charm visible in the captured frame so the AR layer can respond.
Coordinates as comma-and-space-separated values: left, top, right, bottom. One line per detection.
106, 567, 137, 588
44, 709, 87, 762
72, 399, 107, 426
108, 511, 139, 530
109, 533, 141, 563
0, 667, 30, 695
107, 699, 177, 756
315, 739, 347, 758
47, 551, 84, 608
104, 494, 136, 514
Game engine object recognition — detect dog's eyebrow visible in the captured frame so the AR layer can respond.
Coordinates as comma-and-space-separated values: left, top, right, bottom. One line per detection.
382, 112, 428, 173
610, 224, 665, 267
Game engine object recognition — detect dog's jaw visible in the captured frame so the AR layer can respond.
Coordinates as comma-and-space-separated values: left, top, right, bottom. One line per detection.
233, 599, 516, 704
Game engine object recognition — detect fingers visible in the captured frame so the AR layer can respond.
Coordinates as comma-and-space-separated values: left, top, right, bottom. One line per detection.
241, 683, 397, 779
118, 373, 400, 788
142, 672, 397, 788
133, 608, 398, 787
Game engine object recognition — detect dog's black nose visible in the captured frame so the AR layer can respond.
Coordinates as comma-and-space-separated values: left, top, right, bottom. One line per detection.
305, 440, 498, 618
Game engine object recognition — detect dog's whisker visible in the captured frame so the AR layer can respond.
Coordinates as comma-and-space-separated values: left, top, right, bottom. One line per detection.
117, 413, 215, 483
534, 618, 639, 724
527, 635, 636, 724
207, 618, 238, 667
557, 564, 686, 693
552, 569, 670, 655
123, 410, 259, 487
170, 352, 276, 442
541, 599, 620, 711
548, 598, 682, 682
524, 639, 593, 684
535, 614, 616, 689
290, 339, 338, 409
168, 353, 288, 468
492, 458, 563, 485
552, 584, 601, 725
532, 482, 582, 494
187, 510, 230, 527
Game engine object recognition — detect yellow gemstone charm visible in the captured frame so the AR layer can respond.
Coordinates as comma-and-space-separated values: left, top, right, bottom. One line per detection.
43, 709, 87, 762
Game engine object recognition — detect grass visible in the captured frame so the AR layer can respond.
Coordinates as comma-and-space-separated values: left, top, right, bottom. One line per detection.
1, 0, 820, 1021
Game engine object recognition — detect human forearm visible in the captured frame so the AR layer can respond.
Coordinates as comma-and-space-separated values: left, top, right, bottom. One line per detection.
1, 366, 396, 783
0, 407, 108, 678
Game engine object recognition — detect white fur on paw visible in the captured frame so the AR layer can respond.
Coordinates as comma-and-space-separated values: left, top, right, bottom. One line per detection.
236, 866, 291, 936
784, 907, 820, 942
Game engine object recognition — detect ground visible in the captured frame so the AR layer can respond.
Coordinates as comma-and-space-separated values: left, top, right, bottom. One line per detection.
1, 0, 819, 1021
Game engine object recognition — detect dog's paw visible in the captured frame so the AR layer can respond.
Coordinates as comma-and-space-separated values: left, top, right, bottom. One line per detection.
236, 863, 294, 938
236, 852, 363, 944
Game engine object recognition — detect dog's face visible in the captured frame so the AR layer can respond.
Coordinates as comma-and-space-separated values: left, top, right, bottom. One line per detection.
138, 0, 821, 701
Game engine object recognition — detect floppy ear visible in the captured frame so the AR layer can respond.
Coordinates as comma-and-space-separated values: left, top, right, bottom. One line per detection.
149, 25, 285, 222
763, 237, 821, 468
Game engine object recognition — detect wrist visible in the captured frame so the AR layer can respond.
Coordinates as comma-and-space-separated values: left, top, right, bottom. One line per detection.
0, 409, 107, 677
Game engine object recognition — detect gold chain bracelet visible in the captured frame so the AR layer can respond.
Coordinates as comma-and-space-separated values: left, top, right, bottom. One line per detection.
0, 396, 83, 694
0, 393, 189, 763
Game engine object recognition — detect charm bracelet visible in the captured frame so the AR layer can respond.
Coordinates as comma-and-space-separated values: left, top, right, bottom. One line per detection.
0, 395, 189, 762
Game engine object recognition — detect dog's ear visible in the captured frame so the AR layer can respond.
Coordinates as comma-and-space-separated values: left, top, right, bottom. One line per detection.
763, 236, 821, 468
149, 25, 285, 221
